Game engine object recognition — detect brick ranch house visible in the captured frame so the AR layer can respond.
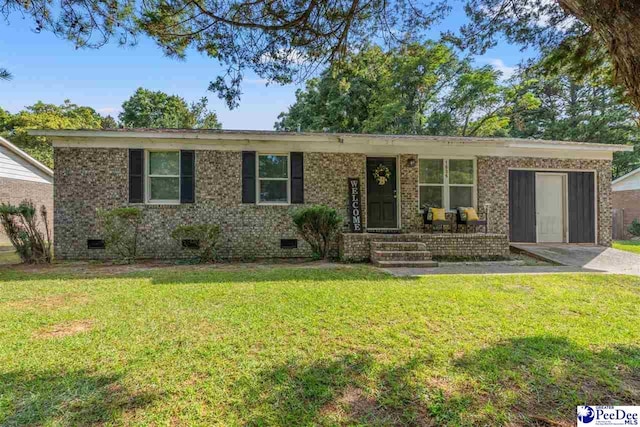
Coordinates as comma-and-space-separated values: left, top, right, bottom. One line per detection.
32, 129, 630, 263
0, 136, 53, 245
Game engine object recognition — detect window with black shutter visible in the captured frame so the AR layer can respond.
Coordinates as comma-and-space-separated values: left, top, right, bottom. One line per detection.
130, 149, 196, 204
147, 151, 180, 203
257, 154, 289, 204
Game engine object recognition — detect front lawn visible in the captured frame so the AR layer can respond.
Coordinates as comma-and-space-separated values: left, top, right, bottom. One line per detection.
614, 240, 640, 254
0, 246, 19, 265
1, 263, 639, 426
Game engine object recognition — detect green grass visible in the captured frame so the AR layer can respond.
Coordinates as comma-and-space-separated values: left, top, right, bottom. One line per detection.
0, 245, 19, 265
1, 264, 639, 426
0, 251, 19, 265
614, 240, 640, 254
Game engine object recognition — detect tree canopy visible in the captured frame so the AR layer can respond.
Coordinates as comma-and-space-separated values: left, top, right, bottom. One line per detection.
0, 89, 222, 168
119, 88, 221, 129
275, 43, 540, 137
509, 64, 640, 177
3, 0, 639, 110
276, 42, 639, 177
0, 100, 104, 167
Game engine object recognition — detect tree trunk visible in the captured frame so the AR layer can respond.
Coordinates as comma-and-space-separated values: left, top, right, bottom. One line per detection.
558, 0, 640, 109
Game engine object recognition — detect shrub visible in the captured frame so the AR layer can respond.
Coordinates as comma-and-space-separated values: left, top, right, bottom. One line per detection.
97, 207, 143, 262
0, 201, 52, 263
291, 205, 342, 259
171, 224, 220, 263
628, 218, 640, 237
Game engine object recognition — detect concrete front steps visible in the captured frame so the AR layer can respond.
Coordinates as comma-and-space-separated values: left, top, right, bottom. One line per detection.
370, 241, 438, 268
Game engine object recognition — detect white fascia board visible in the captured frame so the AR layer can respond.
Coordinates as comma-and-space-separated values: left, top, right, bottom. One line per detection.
30, 129, 341, 143
49, 135, 616, 160
32, 129, 631, 152
506, 140, 633, 152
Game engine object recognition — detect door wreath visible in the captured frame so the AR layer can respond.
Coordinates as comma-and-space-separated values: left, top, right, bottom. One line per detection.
373, 164, 391, 185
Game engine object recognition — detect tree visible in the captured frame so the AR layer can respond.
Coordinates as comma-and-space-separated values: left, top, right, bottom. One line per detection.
451, 1, 640, 112
0, 100, 103, 168
101, 115, 119, 129
119, 88, 221, 129
508, 63, 640, 178
0, 69, 11, 81
430, 67, 540, 137
276, 43, 461, 134
4, 0, 640, 110
276, 43, 539, 137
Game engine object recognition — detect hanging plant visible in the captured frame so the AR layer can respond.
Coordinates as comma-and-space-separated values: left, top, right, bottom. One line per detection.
373, 164, 391, 185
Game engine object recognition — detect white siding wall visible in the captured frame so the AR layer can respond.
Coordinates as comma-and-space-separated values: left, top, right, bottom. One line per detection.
613, 172, 640, 192
0, 146, 51, 183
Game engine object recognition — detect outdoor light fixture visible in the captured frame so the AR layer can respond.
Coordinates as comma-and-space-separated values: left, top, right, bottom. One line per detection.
406, 158, 417, 168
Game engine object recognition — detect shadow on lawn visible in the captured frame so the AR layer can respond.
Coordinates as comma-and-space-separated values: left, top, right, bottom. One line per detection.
234, 352, 436, 426
233, 338, 640, 426
0, 263, 400, 285
454, 336, 640, 424
0, 369, 157, 426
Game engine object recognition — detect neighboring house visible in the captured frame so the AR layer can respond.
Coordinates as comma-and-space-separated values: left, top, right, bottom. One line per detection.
612, 167, 640, 239
0, 136, 54, 245
31, 129, 630, 261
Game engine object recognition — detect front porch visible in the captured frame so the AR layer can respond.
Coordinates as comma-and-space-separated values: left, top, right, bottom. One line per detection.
338, 232, 510, 263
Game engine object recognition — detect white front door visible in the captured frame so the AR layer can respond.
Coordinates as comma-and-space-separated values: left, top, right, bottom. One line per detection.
536, 173, 566, 243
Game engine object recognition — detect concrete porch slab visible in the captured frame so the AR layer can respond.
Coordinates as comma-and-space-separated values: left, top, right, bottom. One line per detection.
510, 244, 640, 276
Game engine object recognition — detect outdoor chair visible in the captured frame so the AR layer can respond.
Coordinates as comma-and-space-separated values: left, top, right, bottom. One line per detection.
423, 207, 452, 233
455, 207, 487, 233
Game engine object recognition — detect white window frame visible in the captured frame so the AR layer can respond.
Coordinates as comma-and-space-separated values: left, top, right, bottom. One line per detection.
418, 157, 477, 212
145, 150, 181, 204
256, 153, 290, 205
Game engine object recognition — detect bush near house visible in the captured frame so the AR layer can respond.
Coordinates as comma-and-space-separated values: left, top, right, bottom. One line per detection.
0, 201, 51, 263
171, 224, 220, 263
97, 207, 143, 262
291, 205, 342, 259
628, 218, 640, 238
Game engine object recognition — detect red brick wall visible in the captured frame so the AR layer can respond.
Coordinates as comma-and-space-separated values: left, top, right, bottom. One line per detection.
612, 189, 640, 239
0, 177, 53, 245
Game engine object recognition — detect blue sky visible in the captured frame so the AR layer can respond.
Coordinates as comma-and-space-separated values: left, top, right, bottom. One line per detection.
0, 5, 533, 130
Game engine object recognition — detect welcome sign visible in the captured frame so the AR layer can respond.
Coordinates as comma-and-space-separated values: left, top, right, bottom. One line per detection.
348, 178, 363, 233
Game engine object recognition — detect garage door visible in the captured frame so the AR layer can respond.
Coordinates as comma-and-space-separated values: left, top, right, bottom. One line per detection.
508, 170, 595, 243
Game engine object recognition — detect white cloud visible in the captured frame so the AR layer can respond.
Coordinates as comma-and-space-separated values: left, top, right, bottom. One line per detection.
259, 49, 308, 66
96, 107, 120, 115
482, 58, 517, 80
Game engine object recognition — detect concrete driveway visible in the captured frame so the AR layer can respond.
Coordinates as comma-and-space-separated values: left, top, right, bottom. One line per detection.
511, 244, 640, 276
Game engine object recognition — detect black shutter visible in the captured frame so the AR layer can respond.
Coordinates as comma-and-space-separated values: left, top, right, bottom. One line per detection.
291, 152, 304, 204
242, 151, 256, 203
180, 150, 195, 203
129, 149, 144, 203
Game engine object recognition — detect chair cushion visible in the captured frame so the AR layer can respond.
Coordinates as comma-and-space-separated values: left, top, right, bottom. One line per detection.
457, 206, 471, 221
431, 208, 446, 221
464, 208, 479, 221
